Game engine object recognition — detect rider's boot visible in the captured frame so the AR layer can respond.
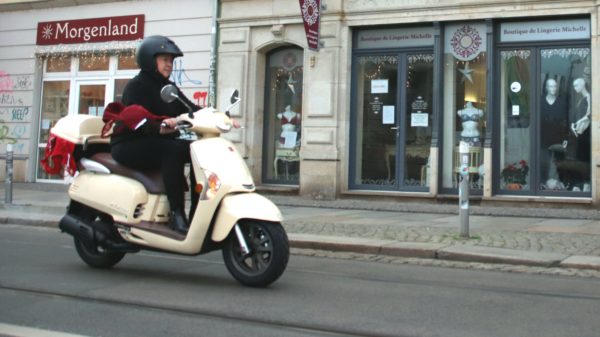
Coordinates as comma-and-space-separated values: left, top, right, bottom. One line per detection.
169, 209, 188, 235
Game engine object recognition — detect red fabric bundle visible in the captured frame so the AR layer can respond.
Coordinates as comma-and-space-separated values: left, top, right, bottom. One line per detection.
101, 102, 166, 137
40, 134, 77, 176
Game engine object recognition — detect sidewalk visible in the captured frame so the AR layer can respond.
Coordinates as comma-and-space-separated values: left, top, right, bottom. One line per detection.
2, 183, 600, 271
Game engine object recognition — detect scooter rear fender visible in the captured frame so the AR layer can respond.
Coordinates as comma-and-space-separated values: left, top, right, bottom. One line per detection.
211, 193, 283, 242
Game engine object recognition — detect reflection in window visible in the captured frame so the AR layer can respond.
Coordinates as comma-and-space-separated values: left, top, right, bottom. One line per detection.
442, 23, 487, 190
540, 48, 591, 193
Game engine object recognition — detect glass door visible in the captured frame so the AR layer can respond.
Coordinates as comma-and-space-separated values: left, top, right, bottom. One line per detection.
350, 52, 434, 190
352, 54, 399, 187
403, 53, 434, 187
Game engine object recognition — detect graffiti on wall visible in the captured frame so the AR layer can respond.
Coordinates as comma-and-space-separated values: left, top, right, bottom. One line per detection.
171, 59, 203, 86
193, 91, 208, 107
0, 72, 33, 155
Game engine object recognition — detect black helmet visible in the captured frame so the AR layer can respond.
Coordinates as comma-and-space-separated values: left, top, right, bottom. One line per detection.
136, 35, 183, 72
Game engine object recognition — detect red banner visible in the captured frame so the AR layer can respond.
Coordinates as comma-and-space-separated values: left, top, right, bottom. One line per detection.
37, 14, 144, 45
299, 0, 321, 51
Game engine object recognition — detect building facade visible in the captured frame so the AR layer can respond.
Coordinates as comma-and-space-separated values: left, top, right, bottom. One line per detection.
0, 0, 213, 182
218, 0, 599, 207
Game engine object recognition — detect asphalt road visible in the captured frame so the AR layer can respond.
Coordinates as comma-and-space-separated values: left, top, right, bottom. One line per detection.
1, 225, 600, 337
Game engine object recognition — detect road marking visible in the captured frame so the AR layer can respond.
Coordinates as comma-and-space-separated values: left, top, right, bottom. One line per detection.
0, 323, 90, 337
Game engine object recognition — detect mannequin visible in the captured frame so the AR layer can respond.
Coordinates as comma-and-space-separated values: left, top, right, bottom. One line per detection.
457, 102, 483, 139
540, 78, 568, 184
277, 105, 301, 147
571, 77, 591, 172
571, 77, 591, 136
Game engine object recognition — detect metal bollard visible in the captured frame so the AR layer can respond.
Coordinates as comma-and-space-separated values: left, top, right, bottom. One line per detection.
5, 143, 13, 204
458, 141, 470, 238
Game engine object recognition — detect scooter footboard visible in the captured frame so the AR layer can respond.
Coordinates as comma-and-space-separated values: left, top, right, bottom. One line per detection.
211, 193, 283, 242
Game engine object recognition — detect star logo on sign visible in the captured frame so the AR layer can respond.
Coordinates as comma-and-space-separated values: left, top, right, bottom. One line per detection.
458, 62, 474, 84
41, 25, 54, 39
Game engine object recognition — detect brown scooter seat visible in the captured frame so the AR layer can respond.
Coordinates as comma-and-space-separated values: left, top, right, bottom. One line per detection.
90, 152, 165, 194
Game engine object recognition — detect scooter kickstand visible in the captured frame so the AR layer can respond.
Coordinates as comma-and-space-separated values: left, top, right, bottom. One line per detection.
234, 223, 251, 255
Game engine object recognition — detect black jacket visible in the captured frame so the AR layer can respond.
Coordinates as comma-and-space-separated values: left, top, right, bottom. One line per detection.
111, 70, 199, 145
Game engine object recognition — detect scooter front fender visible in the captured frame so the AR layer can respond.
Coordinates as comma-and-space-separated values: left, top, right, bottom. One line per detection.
211, 193, 283, 242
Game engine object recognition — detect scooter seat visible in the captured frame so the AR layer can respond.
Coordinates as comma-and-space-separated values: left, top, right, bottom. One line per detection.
89, 152, 165, 194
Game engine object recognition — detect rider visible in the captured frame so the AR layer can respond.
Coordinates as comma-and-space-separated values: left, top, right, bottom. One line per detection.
110, 35, 200, 235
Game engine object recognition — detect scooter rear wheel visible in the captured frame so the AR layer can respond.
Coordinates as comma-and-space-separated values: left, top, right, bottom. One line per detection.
222, 220, 289, 287
74, 238, 125, 269
69, 203, 125, 269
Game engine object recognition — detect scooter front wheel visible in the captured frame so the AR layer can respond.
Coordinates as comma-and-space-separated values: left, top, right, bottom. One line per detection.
74, 238, 125, 269
222, 220, 289, 287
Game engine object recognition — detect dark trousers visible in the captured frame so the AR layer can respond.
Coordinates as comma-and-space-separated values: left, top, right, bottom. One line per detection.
111, 138, 199, 219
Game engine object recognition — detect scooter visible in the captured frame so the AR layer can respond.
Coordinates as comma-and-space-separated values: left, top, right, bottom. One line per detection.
52, 86, 289, 287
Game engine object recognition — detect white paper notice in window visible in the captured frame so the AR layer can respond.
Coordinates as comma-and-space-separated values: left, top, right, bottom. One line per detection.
281, 131, 298, 148
371, 79, 388, 94
382, 105, 395, 124
411, 113, 428, 127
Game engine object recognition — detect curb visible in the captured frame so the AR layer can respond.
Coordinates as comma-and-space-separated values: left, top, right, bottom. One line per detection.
2, 215, 600, 272
288, 233, 598, 271
560, 256, 600, 270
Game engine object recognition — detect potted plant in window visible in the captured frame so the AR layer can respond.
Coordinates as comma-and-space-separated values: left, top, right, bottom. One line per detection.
501, 160, 529, 190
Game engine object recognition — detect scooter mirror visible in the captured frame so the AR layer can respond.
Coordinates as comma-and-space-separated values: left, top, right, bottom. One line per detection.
160, 84, 178, 103
230, 89, 240, 104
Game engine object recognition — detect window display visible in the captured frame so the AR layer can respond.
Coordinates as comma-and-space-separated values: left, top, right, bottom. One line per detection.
499, 47, 591, 194
542, 48, 591, 193
442, 22, 487, 191
262, 48, 303, 184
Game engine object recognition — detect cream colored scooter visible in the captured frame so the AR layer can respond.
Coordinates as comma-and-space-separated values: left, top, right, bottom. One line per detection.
54, 86, 289, 287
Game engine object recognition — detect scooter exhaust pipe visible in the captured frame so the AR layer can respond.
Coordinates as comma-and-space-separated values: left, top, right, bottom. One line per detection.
59, 214, 139, 253
59, 214, 108, 245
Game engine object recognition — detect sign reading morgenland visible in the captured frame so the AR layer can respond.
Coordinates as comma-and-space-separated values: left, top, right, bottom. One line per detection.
36, 14, 145, 45
299, 0, 321, 51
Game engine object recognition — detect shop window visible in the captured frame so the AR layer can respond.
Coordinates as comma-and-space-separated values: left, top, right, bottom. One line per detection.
498, 47, 591, 193
46, 57, 71, 73
499, 50, 532, 191
117, 53, 137, 70
539, 48, 591, 193
38, 81, 70, 180
114, 78, 130, 101
262, 47, 303, 185
37, 53, 138, 182
441, 23, 487, 191
40, 81, 70, 145
78, 54, 110, 72
78, 84, 106, 115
